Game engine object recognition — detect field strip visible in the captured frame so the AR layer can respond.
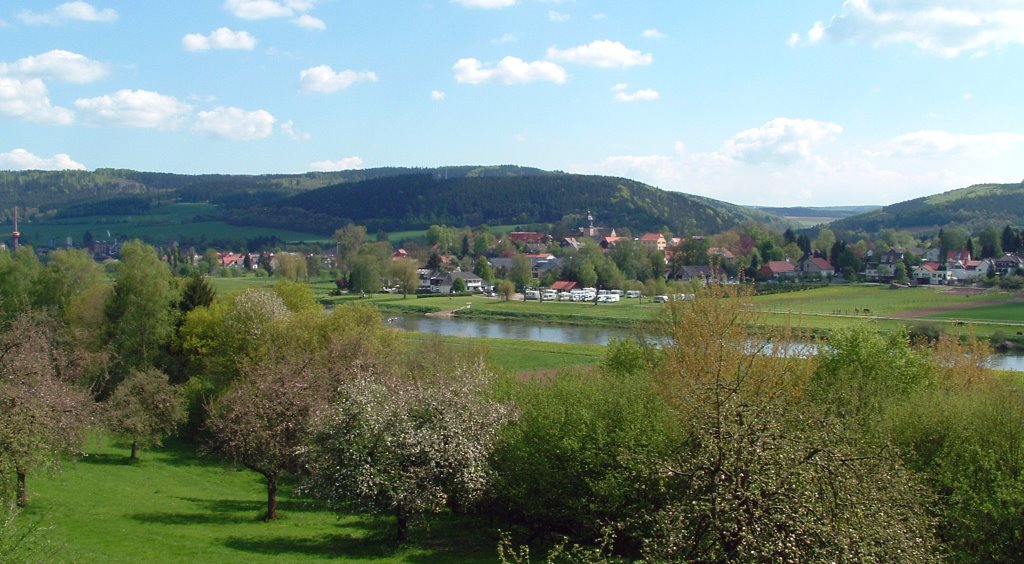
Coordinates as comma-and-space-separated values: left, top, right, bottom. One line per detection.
755, 309, 1024, 327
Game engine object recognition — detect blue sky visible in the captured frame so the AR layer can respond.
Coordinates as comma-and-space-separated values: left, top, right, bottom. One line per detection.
1, 1, 1023, 206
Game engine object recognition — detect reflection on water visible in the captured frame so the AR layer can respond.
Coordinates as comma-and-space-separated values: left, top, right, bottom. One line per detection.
390, 315, 1024, 372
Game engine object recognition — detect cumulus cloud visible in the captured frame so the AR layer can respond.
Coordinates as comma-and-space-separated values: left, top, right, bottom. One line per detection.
546, 40, 653, 67
453, 56, 567, 85
309, 156, 363, 171
642, 28, 667, 39
794, 0, 1024, 57
0, 148, 85, 170
873, 130, 1024, 159
0, 78, 74, 124
451, 0, 517, 8
280, 120, 310, 141
548, 10, 570, 22
614, 88, 659, 102
723, 117, 843, 165
18, 2, 117, 25
431, 90, 446, 100
74, 89, 192, 129
292, 14, 325, 29
194, 106, 275, 140
182, 28, 257, 51
299, 65, 378, 93
0, 50, 109, 83
224, 0, 323, 27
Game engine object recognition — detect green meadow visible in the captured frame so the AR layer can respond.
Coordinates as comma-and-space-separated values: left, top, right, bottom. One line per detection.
20, 436, 495, 563
16, 203, 327, 247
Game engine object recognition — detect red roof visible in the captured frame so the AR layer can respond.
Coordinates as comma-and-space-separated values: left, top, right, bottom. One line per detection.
762, 261, 796, 274
639, 232, 664, 241
550, 280, 578, 291
508, 231, 547, 243
805, 257, 833, 270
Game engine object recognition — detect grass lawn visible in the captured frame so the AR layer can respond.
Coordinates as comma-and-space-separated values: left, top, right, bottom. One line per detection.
402, 333, 606, 373
922, 301, 1024, 323
19, 436, 497, 563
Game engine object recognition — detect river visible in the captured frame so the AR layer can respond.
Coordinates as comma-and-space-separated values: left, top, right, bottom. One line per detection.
390, 315, 1024, 372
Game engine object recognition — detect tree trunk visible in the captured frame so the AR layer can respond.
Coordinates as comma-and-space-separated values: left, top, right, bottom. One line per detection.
396, 507, 408, 542
16, 469, 27, 507
265, 474, 278, 521
130, 439, 139, 460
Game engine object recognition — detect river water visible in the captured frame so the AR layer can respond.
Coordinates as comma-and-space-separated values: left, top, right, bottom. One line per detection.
391, 315, 1024, 372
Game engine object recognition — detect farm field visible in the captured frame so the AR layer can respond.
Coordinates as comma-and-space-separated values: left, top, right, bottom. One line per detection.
19, 436, 495, 563
15, 203, 327, 247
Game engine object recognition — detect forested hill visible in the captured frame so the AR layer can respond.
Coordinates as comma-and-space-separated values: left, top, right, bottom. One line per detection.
0, 166, 551, 222
234, 172, 782, 235
830, 181, 1024, 233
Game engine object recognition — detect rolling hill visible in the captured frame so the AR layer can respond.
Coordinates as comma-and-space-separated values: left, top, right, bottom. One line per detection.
1, 167, 784, 239
233, 172, 784, 235
830, 181, 1024, 233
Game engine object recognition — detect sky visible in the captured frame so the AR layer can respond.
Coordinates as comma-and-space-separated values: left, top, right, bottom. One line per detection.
1, 0, 1023, 207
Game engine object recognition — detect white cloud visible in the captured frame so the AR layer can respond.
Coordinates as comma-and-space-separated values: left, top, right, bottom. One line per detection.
431, 90, 446, 100
642, 28, 667, 39
493, 32, 519, 44
224, 0, 320, 21
873, 130, 1024, 159
723, 117, 843, 165
592, 13, 607, 20
786, 32, 800, 47
309, 156, 363, 171
451, 0, 516, 8
299, 65, 378, 93
798, 0, 1024, 57
0, 50, 109, 83
281, 120, 309, 141
292, 14, 325, 29
546, 40, 653, 67
194, 106, 275, 140
962, 92, 973, 100
182, 28, 257, 52
614, 88, 659, 102
0, 148, 85, 170
0, 78, 74, 124
74, 89, 192, 129
18, 2, 117, 25
549, 10, 570, 22
453, 56, 567, 85
611, 82, 628, 92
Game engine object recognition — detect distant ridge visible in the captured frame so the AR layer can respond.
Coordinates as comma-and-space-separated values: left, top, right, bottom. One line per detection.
830, 181, 1024, 233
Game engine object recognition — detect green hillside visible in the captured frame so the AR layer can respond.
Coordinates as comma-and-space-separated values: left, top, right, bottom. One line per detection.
242, 172, 781, 235
830, 181, 1024, 233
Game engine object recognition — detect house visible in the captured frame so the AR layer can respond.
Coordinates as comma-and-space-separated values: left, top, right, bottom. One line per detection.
946, 249, 972, 263
913, 262, 950, 285
432, 271, 483, 294
638, 232, 667, 253
992, 254, 1024, 276
760, 260, 796, 279
707, 247, 736, 265
675, 265, 714, 283
219, 252, 246, 268
879, 249, 907, 265
561, 237, 583, 251
948, 259, 988, 283
600, 236, 625, 249
507, 231, 549, 245
391, 248, 409, 261
799, 256, 835, 278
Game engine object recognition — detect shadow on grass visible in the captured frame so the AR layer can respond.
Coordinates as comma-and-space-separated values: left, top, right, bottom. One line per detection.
75, 453, 138, 466
222, 530, 399, 560
129, 511, 252, 526
179, 496, 327, 515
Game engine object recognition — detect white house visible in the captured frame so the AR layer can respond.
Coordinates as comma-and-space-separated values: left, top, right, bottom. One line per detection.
913, 263, 950, 285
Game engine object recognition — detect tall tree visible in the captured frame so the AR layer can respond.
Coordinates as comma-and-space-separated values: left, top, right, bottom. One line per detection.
32, 248, 104, 316
333, 224, 366, 273
104, 368, 186, 460
387, 259, 420, 298
509, 254, 533, 291
1001, 225, 1020, 254
105, 240, 177, 378
0, 313, 91, 506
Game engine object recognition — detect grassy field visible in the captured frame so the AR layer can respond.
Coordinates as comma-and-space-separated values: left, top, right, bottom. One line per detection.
403, 333, 606, 373
18, 203, 328, 246
18, 436, 496, 563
